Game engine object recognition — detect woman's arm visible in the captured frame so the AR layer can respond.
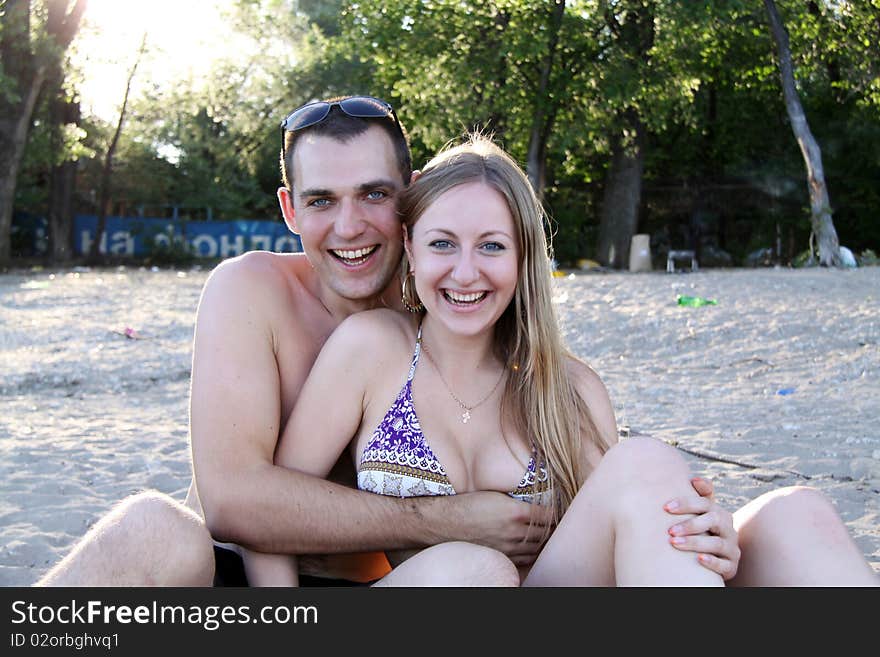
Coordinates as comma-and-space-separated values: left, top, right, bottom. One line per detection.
274, 313, 394, 476
566, 358, 619, 471
241, 313, 391, 586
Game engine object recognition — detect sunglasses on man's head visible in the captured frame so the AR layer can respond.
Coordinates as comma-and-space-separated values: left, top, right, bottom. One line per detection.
279, 95, 403, 156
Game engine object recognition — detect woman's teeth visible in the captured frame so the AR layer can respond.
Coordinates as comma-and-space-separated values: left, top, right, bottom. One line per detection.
443, 290, 487, 305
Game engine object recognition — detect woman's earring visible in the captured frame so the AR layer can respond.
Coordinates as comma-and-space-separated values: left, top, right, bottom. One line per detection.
401, 271, 424, 313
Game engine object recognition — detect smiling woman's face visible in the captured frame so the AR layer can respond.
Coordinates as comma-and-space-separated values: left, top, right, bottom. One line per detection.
406, 181, 519, 339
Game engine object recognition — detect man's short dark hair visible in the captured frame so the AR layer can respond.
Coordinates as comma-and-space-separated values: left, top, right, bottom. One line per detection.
279, 100, 412, 190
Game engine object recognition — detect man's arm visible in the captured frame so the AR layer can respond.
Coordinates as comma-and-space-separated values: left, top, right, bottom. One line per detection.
190, 255, 544, 558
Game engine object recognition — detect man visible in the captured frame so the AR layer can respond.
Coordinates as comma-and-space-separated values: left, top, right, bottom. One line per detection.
38, 96, 741, 586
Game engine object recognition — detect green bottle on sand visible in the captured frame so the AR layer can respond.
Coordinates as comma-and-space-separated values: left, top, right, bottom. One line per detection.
676, 294, 717, 307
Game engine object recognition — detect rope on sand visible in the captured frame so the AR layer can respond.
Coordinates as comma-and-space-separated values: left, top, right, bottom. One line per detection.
622, 427, 812, 480
665, 440, 812, 480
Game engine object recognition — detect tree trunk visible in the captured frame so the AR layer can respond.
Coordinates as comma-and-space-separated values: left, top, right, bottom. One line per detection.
764, 0, 840, 266
89, 33, 148, 263
47, 86, 81, 262
597, 113, 644, 269
595, 0, 654, 270
525, 0, 566, 198
48, 159, 78, 261
0, 0, 88, 266
0, 69, 46, 264
473, 8, 510, 138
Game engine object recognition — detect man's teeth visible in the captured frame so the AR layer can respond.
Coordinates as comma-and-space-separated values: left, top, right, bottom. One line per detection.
444, 290, 487, 304
333, 246, 377, 261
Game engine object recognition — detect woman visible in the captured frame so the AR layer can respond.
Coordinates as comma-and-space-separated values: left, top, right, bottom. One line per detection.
247, 134, 876, 586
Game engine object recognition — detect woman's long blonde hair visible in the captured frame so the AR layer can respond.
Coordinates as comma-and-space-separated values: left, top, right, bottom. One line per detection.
398, 134, 610, 525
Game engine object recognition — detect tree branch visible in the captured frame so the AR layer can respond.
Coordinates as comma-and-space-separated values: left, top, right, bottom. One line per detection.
46, 0, 88, 49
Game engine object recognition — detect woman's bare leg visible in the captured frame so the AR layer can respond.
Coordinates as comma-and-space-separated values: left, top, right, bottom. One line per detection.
524, 438, 723, 587
374, 542, 520, 587
730, 486, 878, 587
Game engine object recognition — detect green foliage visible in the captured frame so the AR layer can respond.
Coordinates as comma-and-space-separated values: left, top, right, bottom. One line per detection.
9, 0, 880, 264
141, 226, 198, 266
14, 90, 93, 216
0, 66, 21, 104
792, 249, 816, 268
858, 249, 878, 266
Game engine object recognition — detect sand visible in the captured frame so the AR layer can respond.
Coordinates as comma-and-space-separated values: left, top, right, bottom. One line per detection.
1, 264, 878, 585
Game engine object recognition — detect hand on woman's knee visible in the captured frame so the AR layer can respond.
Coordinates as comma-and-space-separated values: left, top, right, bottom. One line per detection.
532, 439, 724, 586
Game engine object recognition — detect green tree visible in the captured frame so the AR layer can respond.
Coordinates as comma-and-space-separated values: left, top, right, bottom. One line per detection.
88, 32, 147, 262
764, 0, 839, 265
0, 0, 86, 265
789, 0, 880, 255
594, 0, 656, 269
336, 1, 606, 199
15, 0, 873, 265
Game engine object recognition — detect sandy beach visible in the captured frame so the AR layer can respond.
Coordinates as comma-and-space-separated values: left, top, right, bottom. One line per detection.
1, 264, 878, 585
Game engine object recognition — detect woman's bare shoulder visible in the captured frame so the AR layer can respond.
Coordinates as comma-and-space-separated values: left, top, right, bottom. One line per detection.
565, 356, 607, 399
565, 355, 619, 450
328, 309, 417, 358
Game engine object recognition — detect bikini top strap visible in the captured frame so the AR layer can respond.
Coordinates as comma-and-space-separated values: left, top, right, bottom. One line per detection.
407, 323, 423, 383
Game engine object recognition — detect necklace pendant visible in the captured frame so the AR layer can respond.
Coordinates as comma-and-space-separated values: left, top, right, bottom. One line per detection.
461, 410, 471, 424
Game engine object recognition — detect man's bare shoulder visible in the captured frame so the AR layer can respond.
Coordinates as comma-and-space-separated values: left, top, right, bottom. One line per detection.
204, 251, 311, 299
197, 252, 323, 328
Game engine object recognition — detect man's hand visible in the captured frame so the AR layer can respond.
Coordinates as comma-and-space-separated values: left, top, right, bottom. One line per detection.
452, 492, 553, 566
663, 476, 740, 581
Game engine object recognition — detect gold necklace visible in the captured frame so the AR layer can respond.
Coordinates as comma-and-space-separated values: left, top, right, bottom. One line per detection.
420, 340, 505, 424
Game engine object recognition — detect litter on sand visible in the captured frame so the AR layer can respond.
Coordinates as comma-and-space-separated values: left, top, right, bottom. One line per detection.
676, 294, 718, 307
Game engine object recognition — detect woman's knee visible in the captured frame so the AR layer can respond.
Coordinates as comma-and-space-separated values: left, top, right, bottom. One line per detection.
735, 485, 839, 539
730, 486, 876, 586
413, 542, 519, 587
582, 438, 695, 525
597, 438, 692, 489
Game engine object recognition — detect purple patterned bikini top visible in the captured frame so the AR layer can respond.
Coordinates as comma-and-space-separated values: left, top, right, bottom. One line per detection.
357, 325, 552, 504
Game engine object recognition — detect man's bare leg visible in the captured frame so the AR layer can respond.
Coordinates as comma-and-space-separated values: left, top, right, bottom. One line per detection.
730, 486, 878, 587
36, 491, 215, 587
